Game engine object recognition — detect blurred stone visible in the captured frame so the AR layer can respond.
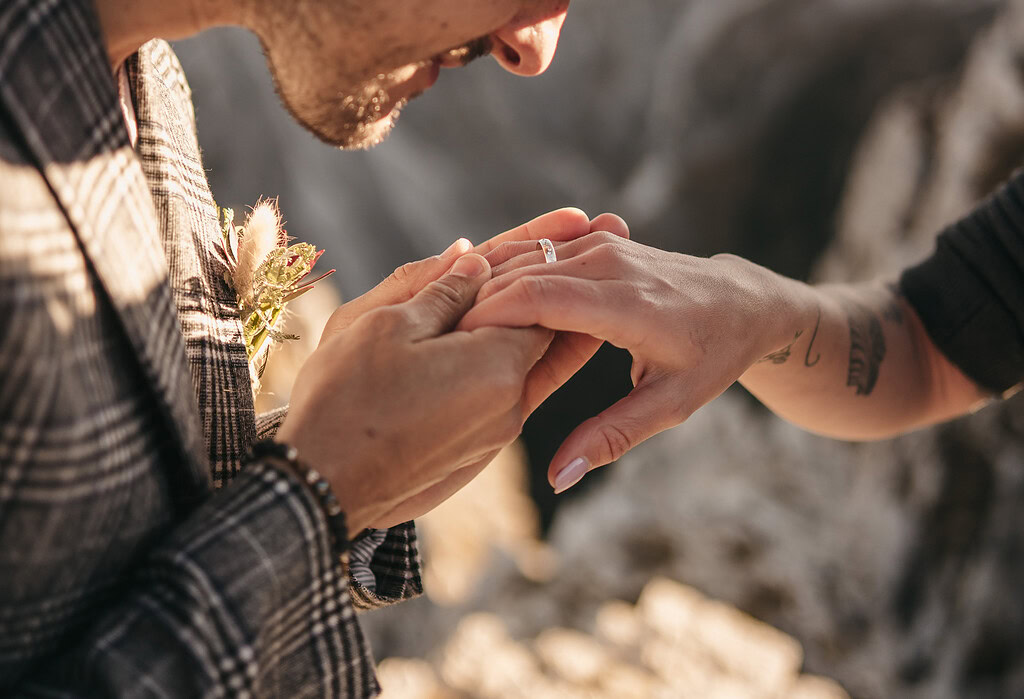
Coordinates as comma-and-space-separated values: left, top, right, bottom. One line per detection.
380, 579, 847, 699
594, 600, 645, 649
596, 661, 668, 699
638, 577, 804, 691
533, 627, 610, 685
790, 675, 855, 699
377, 658, 457, 699
417, 442, 557, 606
821, 0, 1024, 282
438, 614, 544, 698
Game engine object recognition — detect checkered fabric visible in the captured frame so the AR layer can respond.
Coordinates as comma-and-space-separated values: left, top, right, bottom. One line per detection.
0, 0, 421, 694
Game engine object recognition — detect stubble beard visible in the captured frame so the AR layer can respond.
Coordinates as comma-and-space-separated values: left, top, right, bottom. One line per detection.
264, 36, 491, 151
268, 61, 413, 150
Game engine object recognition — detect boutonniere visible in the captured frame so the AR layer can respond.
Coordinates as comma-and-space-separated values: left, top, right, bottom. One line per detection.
218, 199, 334, 389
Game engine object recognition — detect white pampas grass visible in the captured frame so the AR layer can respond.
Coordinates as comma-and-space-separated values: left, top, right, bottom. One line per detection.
233, 198, 285, 307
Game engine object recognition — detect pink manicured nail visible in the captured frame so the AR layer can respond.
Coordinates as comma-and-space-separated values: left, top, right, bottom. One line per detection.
554, 457, 589, 494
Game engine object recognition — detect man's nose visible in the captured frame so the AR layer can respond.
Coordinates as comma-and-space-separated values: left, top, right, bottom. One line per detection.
490, 9, 568, 77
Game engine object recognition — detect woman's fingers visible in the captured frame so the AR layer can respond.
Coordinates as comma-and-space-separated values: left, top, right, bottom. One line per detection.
476, 253, 610, 304
459, 275, 627, 344
480, 212, 628, 267
473, 208, 592, 257
547, 376, 691, 493
487, 230, 629, 282
589, 212, 629, 239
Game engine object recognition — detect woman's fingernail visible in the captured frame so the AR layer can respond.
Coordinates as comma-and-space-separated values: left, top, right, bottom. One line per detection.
450, 254, 488, 278
441, 238, 471, 260
554, 457, 590, 494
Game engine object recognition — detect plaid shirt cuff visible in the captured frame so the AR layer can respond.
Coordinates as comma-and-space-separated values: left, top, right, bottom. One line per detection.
349, 523, 423, 611
248, 427, 424, 612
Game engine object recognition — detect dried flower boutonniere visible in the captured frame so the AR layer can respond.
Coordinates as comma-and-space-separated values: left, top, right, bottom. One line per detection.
218, 199, 334, 390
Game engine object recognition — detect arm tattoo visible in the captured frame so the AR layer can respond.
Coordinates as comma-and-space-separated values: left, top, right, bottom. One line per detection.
758, 330, 803, 365
804, 307, 822, 367
846, 302, 886, 396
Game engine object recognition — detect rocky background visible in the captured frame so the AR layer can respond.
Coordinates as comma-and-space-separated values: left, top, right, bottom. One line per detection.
177, 0, 1024, 696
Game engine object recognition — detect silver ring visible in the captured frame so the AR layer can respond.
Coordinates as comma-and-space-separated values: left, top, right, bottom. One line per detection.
538, 238, 557, 264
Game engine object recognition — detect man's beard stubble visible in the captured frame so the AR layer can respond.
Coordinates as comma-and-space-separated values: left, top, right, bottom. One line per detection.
264, 36, 492, 151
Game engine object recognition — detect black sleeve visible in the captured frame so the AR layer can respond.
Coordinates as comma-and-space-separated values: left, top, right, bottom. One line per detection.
900, 168, 1024, 395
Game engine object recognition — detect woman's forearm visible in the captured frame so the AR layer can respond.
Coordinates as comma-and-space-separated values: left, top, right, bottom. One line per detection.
739, 276, 988, 440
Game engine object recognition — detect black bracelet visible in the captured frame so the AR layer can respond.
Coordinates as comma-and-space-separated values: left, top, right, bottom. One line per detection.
248, 439, 352, 555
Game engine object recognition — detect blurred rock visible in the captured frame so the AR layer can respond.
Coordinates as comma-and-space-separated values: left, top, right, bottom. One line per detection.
820, 0, 1024, 281
176, 0, 1000, 288
378, 578, 849, 699
420, 384, 1017, 699
416, 442, 558, 606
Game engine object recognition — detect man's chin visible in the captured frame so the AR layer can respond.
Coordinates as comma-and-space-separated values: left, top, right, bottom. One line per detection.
275, 86, 407, 151
333, 113, 401, 151
299, 109, 403, 151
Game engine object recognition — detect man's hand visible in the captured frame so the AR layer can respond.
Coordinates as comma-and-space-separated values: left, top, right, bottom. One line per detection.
276, 253, 554, 533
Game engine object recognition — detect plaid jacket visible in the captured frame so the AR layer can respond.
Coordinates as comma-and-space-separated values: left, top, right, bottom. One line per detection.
0, 0, 422, 695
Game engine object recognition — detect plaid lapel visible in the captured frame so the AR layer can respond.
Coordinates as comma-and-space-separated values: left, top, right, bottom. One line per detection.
0, 0, 209, 501
129, 41, 258, 487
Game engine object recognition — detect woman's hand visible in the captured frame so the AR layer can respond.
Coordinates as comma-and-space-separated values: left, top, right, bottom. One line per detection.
459, 234, 794, 494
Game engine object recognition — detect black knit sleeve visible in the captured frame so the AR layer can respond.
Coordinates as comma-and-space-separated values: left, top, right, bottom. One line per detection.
899, 169, 1024, 395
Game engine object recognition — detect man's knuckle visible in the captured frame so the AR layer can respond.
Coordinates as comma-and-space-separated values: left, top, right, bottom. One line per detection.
592, 240, 622, 263
390, 260, 419, 286
424, 278, 466, 308
368, 306, 410, 334
491, 366, 523, 403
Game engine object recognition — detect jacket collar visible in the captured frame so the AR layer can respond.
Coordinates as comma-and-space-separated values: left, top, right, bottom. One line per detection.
0, 0, 210, 502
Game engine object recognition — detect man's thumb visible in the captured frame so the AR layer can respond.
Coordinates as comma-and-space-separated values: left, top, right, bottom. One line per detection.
404, 253, 492, 340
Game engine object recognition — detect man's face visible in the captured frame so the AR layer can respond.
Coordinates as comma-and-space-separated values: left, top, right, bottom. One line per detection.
258, 0, 570, 150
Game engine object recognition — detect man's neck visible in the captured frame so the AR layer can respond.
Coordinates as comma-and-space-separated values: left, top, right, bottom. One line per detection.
94, 0, 229, 69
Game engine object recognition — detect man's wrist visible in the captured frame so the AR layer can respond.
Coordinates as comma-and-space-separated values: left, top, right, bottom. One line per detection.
247, 439, 355, 557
